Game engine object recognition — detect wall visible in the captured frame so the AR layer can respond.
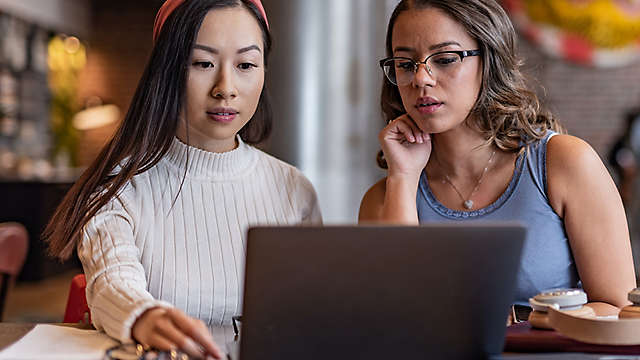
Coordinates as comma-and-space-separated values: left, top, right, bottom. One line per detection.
0, 0, 89, 37
263, 0, 389, 223
518, 37, 640, 159
75, 0, 159, 166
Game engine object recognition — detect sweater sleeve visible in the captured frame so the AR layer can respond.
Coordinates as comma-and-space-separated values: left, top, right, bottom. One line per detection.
77, 194, 172, 343
294, 172, 323, 225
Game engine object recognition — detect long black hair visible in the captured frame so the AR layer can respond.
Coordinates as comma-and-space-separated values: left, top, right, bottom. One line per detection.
44, 0, 272, 259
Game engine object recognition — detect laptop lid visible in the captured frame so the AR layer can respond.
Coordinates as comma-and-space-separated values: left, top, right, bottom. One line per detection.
237, 224, 526, 359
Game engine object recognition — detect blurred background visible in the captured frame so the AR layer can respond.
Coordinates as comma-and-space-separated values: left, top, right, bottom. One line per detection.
0, 0, 638, 322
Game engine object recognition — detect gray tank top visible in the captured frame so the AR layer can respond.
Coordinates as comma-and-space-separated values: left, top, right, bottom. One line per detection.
416, 131, 579, 305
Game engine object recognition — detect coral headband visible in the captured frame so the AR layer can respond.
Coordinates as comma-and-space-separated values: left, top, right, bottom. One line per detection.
153, 0, 268, 43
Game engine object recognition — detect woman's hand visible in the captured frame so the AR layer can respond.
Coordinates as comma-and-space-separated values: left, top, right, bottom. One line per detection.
380, 114, 432, 179
360, 114, 431, 225
132, 307, 223, 359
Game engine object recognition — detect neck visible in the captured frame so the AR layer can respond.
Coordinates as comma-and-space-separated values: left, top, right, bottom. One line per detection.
176, 130, 238, 153
428, 127, 495, 178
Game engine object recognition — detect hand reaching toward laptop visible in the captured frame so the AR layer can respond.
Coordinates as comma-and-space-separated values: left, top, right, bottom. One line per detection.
132, 307, 223, 359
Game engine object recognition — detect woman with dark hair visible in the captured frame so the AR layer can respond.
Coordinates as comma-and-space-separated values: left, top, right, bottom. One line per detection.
359, 0, 635, 318
43, 0, 320, 357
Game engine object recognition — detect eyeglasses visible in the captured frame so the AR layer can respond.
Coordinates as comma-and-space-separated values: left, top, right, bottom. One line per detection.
104, 343, 192, 360
379, 49, 481, 86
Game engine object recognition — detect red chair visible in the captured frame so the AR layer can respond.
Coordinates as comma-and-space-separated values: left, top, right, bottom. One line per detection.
63, 273, 91, 324
0, 222, 29, 321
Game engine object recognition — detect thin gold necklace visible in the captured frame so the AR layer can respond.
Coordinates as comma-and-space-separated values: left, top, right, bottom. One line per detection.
434, 149, 496, 210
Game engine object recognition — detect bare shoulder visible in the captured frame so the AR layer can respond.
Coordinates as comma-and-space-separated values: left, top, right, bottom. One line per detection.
547, 134, 603, 177
358, 177, 387, 223
546, 134, 611, 215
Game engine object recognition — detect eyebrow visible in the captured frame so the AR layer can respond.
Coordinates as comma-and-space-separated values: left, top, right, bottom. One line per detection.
393, 41, 463, 54
193, 44, 262, 54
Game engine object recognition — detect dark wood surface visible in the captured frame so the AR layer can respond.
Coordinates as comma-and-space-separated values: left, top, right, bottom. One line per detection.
0, 323, 34, 351
505, 321, 640, 355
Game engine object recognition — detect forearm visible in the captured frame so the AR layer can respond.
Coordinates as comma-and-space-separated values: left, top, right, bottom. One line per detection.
380, 174, 420, 224
87, 273, 172, 343
79, 201, 173, 342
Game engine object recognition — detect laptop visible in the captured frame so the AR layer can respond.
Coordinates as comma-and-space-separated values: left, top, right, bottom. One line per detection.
229, 223, 526, 359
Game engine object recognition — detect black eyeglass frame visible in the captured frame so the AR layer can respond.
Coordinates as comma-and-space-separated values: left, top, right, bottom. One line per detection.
379, 49, 482, 85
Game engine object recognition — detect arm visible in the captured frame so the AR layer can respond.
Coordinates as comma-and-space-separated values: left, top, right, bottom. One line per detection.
546, 135, 636, 315
359, 115, 431, 224
79, 194, 222, 358
358, 175, 422, 224
78, 195, 170, 342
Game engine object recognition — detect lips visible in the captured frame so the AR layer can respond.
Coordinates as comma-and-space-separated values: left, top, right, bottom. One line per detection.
415, 97, 443, 114
207, 107, 239, 123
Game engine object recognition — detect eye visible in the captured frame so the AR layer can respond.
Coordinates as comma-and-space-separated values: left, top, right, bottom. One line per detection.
193, 61, 214, 69
432, 55, 459, 66
238, 62, 257, 70
396, 60, 415, 72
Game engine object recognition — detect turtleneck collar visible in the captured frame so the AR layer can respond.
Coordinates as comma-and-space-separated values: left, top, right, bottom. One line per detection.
164, 135, 258, 181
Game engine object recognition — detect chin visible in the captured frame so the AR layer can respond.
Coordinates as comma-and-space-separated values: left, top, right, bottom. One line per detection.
413, 116, 454, 135
208, 131, 240, 142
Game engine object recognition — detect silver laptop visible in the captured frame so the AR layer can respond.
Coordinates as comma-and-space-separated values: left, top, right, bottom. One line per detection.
229, 223, 526, 359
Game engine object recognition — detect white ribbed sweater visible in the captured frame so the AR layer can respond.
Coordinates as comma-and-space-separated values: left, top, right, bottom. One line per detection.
78, 137, 321, 343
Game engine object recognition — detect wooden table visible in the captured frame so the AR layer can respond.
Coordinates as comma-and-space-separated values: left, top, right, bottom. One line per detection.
0, 323, 95, 351
0, 323, 234, 355
0, 323, 34, 351
0, 323, 631, 359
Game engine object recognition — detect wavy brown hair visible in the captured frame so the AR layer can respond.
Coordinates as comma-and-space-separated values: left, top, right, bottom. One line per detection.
378, 0, 564, 168
44, 0, 272, 260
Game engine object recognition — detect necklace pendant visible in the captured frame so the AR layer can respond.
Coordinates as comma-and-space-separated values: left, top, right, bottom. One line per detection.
463, 200, 474, 210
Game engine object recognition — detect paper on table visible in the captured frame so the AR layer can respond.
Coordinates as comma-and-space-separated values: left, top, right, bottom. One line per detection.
0, 324, 118, 360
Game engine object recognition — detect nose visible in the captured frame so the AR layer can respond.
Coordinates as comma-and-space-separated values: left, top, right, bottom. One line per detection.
211, 66, 238, 99
412, 63, 436, 88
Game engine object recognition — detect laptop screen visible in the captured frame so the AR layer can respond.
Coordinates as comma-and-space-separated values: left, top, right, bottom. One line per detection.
234, 224, 525, 359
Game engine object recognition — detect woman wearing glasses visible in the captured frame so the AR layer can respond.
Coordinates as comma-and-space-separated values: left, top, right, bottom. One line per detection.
359, 0, 635, 317
44, 0, 320, 358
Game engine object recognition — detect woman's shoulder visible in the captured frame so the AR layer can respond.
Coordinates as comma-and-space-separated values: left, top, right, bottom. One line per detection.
362, 177, 387, 200
250, 148, 320, 219
546, 134, 601, 169
359, 177, 387, 222
546, 134, 607, 215
94, 163, 162, 213
546, 133, 605, 188
251, 147, 317, 190
252, 147, 305, 178
524, 131, 599, 174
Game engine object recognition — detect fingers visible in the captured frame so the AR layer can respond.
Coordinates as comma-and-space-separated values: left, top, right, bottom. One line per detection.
144, 332, 177, 354
155, 317, 206, 359
402, 115, 424, 143
166, 308, 224, 359
133, 307, 224, 359
386, 115, 428, 144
